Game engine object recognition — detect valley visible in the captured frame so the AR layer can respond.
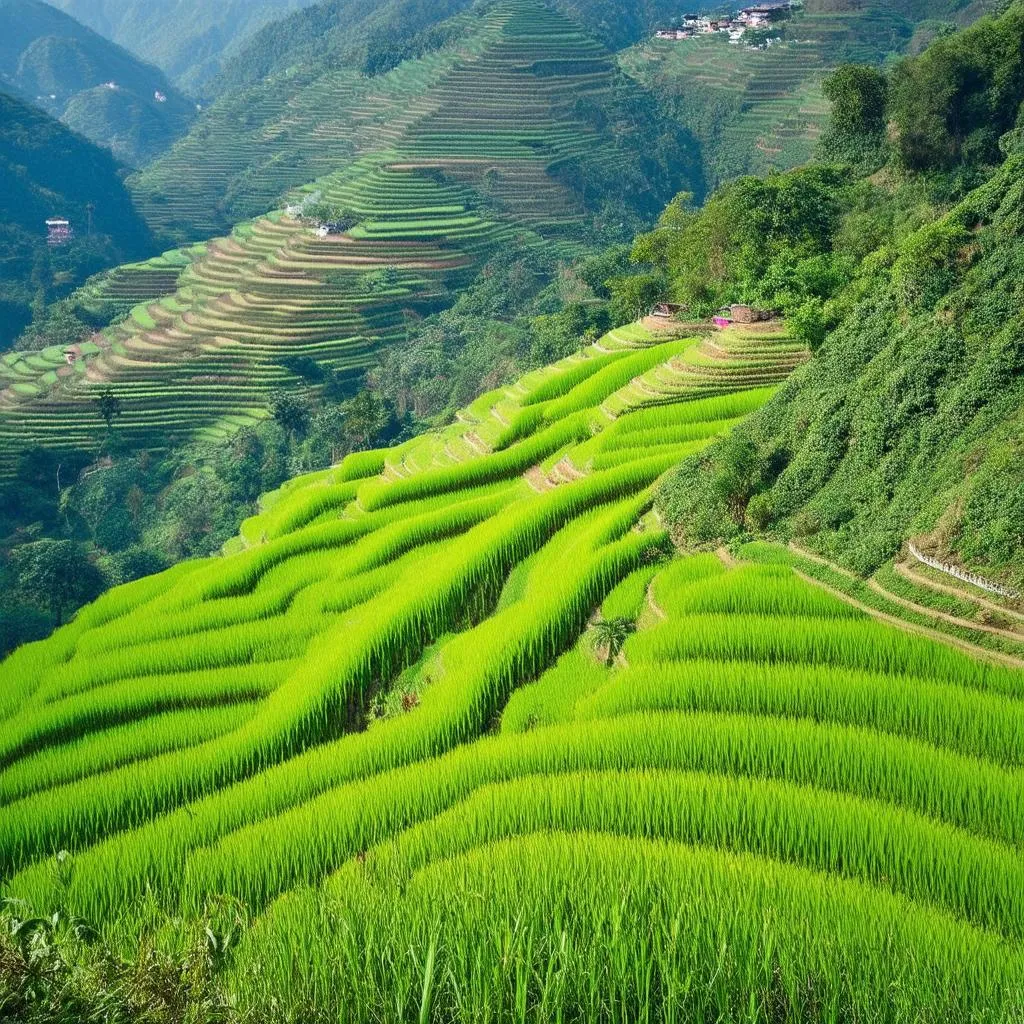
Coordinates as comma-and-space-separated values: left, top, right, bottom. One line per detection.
0, 0, 194, 166
0, 0, 696, 472
1, 0, 1023, 1021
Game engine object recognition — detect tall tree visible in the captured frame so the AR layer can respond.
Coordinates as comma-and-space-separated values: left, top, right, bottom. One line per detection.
13, 539, 105, 627
820, 65, 889, 167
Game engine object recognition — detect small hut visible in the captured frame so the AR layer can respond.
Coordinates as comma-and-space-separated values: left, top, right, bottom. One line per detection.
46, 219, 72, 246
729, 304, 771, 324
650, 302, 687, 319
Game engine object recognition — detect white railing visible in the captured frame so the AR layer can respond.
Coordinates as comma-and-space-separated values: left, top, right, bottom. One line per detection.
908, 542, 1020, 600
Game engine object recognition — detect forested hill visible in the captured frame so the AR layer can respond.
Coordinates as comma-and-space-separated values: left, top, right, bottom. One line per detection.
0, 0, 194, 166
658, 1, 1024, 592
45, 0, 320, 95
0, 89, 151, 345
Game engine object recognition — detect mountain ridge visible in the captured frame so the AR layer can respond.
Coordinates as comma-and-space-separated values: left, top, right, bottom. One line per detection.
0, 0, 194, 166
46, 0, 322, 94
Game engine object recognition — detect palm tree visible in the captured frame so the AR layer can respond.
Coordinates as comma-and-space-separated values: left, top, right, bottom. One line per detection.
591, 617, 636, 667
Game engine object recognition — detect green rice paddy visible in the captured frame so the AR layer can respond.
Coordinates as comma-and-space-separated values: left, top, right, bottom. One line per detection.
2, 317, 1021, 1020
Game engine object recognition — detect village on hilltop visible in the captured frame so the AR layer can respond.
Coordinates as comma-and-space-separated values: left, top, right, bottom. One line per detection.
655, 1, 799, 44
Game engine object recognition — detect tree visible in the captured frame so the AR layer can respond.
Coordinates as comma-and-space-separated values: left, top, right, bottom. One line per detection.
606, 272, 666, 324
16, 300, 90, 353
271, 390, 311, 439
788, 297, 828, 351
591, 617, 637, 667
820, 65, 889, 166
712, 434, 764, 527
12, 540, 105, 627
94, 388, 122, 432
342, 390, 390, 449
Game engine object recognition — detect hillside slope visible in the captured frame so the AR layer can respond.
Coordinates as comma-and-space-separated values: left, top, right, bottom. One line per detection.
46, 0, 321, 94
0, 89, 152, 346
0, 0, 194, 166
215, 0, 687, 98
0, 0, 700, 470
664, 153, 1024, 588
659, 2, 1024, 594
621, 0, 1005, 187
3, 318, 1024, 1021
131, 0, 698, 246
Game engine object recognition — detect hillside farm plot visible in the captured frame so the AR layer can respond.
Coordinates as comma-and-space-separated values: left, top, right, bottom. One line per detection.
0, 167, 518, 472
621, 0, 916, 186
2, 315, 1023, 1019
132, 0, 653, 244
0, 0, 688, 473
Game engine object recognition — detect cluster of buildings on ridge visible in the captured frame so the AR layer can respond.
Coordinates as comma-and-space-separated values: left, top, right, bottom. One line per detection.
655, 1, 797, 44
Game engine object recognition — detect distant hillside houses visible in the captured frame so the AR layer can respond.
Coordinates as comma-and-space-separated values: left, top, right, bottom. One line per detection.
655, 1, 796, 42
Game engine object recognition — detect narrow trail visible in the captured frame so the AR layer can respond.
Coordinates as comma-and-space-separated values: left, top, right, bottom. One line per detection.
715, 546, 737, 568
895, 561, 1024, 624
790, 568, 1024, 671
788, 542, 1024, 657
788, 541, 856, 578
867, 577, 1024, 644
645, 582, 667, 622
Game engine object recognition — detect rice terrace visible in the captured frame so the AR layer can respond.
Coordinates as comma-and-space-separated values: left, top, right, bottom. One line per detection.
1, 0, 1024, 1021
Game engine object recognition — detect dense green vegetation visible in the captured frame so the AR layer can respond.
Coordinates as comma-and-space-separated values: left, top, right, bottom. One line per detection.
0, 0, 703, 657
0, 0, 194, 166
620, 0, 1005, 188
0, 89, 153, 347
659, 0, 1024, 590
4, 6, 1024, 1019
3, 317, 1024, 1019
47, 0, 321, 94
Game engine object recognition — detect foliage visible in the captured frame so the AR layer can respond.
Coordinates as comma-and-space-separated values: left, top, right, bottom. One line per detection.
11, 540, 105, 627
0, 91, 153, 347
0, 0, 194, 166
0, 897, 242, 1024
628, 170, 850, 317
889, 4, 1024, 172
94, 390, 122, 433
661, 151, 1024, 582
820, 64, 889, 169
590, 616, 636, 665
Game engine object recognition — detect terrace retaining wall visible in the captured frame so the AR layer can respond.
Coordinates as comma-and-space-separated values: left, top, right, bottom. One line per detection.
908, 542, 1020, 600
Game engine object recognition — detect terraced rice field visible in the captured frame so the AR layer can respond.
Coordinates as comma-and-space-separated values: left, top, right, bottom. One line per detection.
3, 319, 1022, 1020
0, 181, 497, 467
73, 246, 207, 323
133, 0, 632, 244
0, 0, 665, 472
621, 2, 912, 184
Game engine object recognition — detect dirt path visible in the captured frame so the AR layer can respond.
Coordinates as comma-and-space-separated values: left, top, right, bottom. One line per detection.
463, 431, 491, 456
716, 546, 737, 568
895, 561, 1024, 624
788, 541, 857, 578
645, 582, 667, 622
866, 577, 1024, 643
791, 569, 1024, 670
523, 466, 552, 493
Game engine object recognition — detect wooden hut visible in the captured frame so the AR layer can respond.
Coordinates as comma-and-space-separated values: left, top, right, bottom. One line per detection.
729, 304, 771, 324
650, 302, 687, 319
